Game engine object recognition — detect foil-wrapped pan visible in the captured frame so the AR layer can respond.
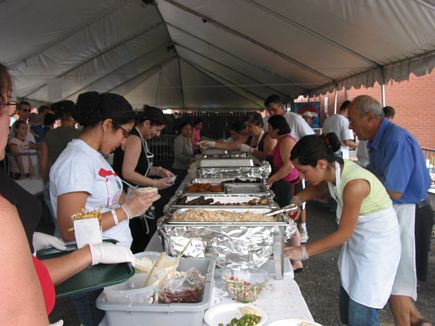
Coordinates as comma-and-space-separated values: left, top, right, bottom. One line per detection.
197, 161, 271, 179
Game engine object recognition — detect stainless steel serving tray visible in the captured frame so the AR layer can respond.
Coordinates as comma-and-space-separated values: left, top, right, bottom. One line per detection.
199, 158, 254, 167
225, 183, 268, 194
200, 152, 248, 159
191, 177, 263, 184
168, 207, 273, 215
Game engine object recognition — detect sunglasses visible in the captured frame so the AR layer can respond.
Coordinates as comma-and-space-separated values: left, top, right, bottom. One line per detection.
1, 101, 18, 117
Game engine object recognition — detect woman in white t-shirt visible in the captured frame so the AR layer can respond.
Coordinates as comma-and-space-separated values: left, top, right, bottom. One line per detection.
50, 92, 160, 326
50, 92, 160, 248
8, 119, 35, 179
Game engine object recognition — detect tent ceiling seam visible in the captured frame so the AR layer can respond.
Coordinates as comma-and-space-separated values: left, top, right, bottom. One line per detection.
23, 21, 165, 98
181, 58, 264, 107
243, 0, 380, 67
165, 22, 309, 94
177, 57, 186, 108
10, 0, 133, 68
160, 0, 334, 82
106, 56, 176, 94
60, 43, 171, 101
174, 41, 292, 98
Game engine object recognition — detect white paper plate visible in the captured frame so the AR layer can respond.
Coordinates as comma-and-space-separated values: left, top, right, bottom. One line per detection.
204, 303, 267, 326
267, 319, 322, 326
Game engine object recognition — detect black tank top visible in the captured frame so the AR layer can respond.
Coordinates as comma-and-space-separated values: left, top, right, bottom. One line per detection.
0, 168, 41, 252
113, 128, 149, 190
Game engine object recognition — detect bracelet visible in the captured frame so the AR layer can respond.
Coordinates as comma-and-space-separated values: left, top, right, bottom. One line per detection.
111, 209, 119, 225
121, 204, 132, 220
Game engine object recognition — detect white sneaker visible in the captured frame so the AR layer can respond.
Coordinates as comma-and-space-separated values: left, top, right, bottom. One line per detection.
300, 229, 309, 243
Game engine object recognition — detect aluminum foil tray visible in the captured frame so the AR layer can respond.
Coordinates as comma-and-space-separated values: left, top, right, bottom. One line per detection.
169, 207, 273, 215
199, 158, 254, 167
158, 216, 297, 273
172, 195, 278, 210
200, 152, 249, 159
191, 177, 263, 184
197, 161, 271, 179
225, 183, 268, 194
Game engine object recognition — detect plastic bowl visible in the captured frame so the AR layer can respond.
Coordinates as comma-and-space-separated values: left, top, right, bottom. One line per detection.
222, 268, 269, 303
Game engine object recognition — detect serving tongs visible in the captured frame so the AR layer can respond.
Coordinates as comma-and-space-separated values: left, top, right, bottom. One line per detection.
264, 204, 298, 217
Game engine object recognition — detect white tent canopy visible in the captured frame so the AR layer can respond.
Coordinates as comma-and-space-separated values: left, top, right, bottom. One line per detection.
2, 0, 434, 109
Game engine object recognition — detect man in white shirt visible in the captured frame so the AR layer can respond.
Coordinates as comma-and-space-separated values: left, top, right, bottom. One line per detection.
264, 95, 314, 140
264, 95, 314, 243
322, 100, 358, 159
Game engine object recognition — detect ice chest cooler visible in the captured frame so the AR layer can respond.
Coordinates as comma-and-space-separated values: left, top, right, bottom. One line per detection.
96, 256, 216, 326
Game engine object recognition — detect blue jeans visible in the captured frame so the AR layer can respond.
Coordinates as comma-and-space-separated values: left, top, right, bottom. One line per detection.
339, 285, 380, 326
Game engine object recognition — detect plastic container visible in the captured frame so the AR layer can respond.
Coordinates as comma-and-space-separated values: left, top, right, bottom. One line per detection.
96, 256, 216, 326
222, 265, 269, 303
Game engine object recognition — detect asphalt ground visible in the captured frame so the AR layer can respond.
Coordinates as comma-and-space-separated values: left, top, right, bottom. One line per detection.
49, 200, 435, 325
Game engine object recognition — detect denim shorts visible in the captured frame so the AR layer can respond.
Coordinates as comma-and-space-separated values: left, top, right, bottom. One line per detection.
339, 285, 380, 326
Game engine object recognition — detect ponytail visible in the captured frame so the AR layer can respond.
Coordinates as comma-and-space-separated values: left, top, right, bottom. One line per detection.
291, 133, 343, 167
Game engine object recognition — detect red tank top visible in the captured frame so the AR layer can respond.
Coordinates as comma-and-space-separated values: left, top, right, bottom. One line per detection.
32, 257, 55, 314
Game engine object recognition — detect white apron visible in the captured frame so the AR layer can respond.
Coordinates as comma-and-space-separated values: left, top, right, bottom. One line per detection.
328, 162, 401, 308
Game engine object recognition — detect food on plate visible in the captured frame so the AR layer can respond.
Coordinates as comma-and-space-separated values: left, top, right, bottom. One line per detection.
300, 322, 317, 326
158, 268, 205, 303
218, 313, 262, 326
172, 209, 278, 222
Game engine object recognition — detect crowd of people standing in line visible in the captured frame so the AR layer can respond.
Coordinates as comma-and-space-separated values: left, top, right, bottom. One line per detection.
0, 57, 432, 326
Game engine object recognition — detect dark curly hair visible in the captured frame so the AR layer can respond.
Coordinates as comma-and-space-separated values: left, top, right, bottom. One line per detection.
0, 63, 12, 105
74, 92, 135, 129
291, 133, 343, 167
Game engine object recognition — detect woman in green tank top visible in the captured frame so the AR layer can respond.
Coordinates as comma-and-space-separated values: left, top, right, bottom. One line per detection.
285, 133, 401, 326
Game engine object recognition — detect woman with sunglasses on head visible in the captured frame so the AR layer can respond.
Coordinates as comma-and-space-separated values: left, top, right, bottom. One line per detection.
50, 91, 159, 325
286, 133, 401, 326
0, 65, 140, 325
113, 105, 175, 252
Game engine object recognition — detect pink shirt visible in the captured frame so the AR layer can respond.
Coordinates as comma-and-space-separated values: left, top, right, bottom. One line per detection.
271, 134, 299, 183
192, 129, 201, 146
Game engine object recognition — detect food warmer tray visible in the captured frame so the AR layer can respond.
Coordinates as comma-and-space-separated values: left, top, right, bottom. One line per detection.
198, 158, 254, 168
171, 194, 278, 210
191, 177, 263, 184
168, 206, 273, 215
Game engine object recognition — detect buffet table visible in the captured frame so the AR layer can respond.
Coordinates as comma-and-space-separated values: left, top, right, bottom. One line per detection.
143, 232, 314, 324
99, 153, 314, 325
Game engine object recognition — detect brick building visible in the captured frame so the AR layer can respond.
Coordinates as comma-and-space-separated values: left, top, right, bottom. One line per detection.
306, 72, 435, 148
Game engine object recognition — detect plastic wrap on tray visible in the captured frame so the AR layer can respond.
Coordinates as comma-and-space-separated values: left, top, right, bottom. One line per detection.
158, 268, 205, 303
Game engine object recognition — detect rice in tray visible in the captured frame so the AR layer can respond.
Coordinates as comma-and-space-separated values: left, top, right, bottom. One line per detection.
171, 209, 278, 222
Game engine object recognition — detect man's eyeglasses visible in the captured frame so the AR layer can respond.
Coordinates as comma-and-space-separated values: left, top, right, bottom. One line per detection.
118, 126, 131, 138
1, 100, 18, 117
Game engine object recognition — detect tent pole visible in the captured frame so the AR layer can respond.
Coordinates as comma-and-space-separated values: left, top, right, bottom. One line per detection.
333, 88, 338, 114
380, 67, 386, 107
381, 83, 386, 107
